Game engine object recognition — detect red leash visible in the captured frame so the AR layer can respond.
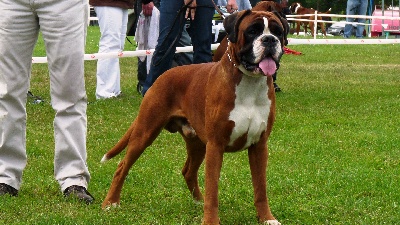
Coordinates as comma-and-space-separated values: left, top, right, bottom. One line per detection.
284, 46, 302, 55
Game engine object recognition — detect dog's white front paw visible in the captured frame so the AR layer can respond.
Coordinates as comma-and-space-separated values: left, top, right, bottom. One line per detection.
104, 202, 120, 211
264, 220, 281, 225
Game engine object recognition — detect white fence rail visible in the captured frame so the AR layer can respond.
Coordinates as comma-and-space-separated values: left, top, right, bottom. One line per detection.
30, 12, 400, 63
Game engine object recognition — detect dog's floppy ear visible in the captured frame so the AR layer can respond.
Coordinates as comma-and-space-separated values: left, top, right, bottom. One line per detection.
272, 11, 290, 46
223, 10, 251, 43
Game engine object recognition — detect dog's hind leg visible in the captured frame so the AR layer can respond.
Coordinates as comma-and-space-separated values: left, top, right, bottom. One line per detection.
102, 116, 167, 209
181, 137, 206, 202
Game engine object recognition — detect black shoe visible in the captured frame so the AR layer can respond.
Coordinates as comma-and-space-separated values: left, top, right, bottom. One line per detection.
273, 82, 281, 92
0, 183, 18, 196
63, 185, 94, 204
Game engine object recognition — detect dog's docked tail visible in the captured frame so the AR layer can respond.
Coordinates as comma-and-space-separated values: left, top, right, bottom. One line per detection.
100, 123, 135, 163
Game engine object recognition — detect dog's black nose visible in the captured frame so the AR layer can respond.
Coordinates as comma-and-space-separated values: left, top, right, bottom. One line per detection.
261, 35, 277, 46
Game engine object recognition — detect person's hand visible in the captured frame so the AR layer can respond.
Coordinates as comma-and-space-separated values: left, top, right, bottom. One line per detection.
185, 0, 197, 20
226, 0, 238, 13
142, 2, 154, 17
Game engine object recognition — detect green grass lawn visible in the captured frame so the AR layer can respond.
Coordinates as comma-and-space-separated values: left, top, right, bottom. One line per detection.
1, 26, 399, 224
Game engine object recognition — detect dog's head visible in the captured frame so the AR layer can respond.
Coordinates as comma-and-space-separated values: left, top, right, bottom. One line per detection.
223, 10, 285, 77
252, 1, 290, 46
289, 2, 302, 14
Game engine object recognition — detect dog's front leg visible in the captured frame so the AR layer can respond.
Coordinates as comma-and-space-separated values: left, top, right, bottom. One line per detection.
202, 142, 224, 225
309, 20, 315, 37
296, 21, 301, 35
248, 143, 280, 225
305, 21, 311, 37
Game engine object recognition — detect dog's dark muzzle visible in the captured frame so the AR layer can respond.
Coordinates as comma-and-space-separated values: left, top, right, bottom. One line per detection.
261, 35, 279, 47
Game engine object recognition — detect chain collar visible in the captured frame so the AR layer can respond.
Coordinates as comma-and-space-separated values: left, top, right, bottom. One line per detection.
226, 40, 264, 78
226, 40, 237, 68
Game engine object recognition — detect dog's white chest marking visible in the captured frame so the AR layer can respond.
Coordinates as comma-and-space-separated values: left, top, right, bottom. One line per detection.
228, 76, 270, 149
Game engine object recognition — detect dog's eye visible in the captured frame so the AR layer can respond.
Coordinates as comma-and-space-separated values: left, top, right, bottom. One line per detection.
269, 22, 283, 38
248, 29, 257, 36
246, 23, 263, 37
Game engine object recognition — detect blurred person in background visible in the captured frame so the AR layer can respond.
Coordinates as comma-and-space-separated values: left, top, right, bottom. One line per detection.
132, 0, 193, 94
90, 0, 135, 99
344, 0, 368, 38
140, 0, 238, 96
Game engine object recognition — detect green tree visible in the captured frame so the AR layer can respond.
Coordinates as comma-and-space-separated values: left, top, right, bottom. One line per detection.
297, 0, 387, 15
299, 0, 348, 13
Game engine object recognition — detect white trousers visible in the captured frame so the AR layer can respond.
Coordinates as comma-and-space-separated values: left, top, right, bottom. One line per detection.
0, 0, 90, 192
95, 6, 128, 99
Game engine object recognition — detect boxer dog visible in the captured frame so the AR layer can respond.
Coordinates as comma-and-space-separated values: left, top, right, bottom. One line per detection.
289, 2, 327, 37
101, 10, 284, 225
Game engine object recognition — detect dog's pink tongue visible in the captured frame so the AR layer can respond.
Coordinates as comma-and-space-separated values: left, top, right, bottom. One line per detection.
259, 58, 276, 76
